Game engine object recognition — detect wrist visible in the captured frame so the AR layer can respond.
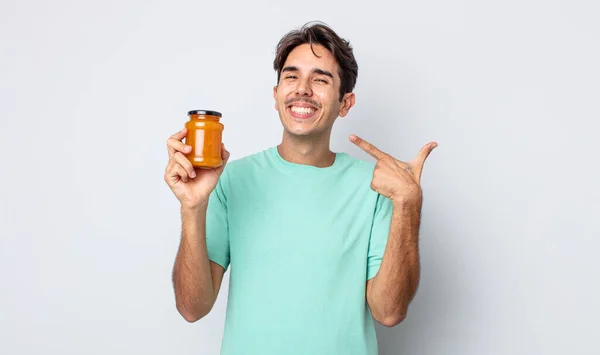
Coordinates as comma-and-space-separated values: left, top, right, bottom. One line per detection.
390, 192, 422, 209
181, 200, 209, 214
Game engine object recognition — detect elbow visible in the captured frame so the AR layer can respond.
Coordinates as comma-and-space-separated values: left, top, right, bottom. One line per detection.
176, 304, 211, 323
377, 310, 407, 328
180, 311, 204, 323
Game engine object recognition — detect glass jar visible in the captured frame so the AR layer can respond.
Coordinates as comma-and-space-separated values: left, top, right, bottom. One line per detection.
184, 110, 224, 168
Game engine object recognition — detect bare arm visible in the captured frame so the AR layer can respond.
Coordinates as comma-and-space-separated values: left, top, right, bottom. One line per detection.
172, 203, 225, 322
366, 199, 421, 327
164, 127, 231, 323
349, 134, 436, 328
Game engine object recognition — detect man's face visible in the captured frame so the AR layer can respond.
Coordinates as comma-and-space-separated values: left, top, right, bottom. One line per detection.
273, 43, 355, 138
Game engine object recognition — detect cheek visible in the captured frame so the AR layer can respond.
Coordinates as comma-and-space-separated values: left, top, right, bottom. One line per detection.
274, 92, 285, 110
276, 88, 293, 103
314, 89, 337, 110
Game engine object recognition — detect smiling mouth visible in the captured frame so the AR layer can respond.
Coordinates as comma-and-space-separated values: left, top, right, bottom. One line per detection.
288, 105, 318, 119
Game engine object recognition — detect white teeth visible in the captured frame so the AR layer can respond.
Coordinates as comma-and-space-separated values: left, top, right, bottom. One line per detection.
291, 106, 315, 115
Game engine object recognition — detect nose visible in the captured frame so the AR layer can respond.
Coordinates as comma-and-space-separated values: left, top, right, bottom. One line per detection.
295, 78, 312, 96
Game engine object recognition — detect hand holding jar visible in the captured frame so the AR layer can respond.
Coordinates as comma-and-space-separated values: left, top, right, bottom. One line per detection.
164, 110, 228, 209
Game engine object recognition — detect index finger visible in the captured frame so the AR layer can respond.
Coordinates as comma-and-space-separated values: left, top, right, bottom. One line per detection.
349, 134, 387, 160
169, 127, 187, 141
167, 127, 188, 156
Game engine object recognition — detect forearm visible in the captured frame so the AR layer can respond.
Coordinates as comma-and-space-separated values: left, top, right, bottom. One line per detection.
368, 198, 422, 325
172, 203, 215, 322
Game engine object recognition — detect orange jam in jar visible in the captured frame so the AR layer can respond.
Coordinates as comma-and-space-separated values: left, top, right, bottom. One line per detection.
184, 110, 224, 168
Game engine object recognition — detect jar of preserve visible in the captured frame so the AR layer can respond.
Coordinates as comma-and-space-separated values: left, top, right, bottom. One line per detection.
184, 110, 224, 168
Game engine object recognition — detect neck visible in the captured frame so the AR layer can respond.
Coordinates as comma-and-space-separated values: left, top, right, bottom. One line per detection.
277, 130, 335, 168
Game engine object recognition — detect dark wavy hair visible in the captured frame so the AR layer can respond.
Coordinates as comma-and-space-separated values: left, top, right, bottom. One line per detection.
273, 22, 358, 101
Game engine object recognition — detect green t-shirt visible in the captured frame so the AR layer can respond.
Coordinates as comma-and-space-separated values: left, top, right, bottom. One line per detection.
206, 146, 393, 355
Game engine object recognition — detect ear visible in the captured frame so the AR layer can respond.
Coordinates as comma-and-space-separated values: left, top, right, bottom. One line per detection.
273, 85, 278, 111
338, 92, 356, 117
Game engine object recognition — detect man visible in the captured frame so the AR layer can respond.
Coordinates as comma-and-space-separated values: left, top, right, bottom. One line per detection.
164, 22, 437, 355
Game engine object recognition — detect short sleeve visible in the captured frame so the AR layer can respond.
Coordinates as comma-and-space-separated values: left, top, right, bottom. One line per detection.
205, 172, 230, 271
367, 193, 393, 280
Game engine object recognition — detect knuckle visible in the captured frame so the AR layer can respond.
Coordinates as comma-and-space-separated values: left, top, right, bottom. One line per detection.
180, 165, 190, 175
169, 165, 180, 177
166, 170, 176, 180
383, 159, 393, 166
176, 171, 186, 183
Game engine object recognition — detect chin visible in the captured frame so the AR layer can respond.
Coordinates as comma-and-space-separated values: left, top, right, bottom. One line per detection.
284, 122, 332, 139
285, 126, 315, 137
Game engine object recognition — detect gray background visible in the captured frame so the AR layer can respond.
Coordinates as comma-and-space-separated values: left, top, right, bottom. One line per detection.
1, 0, 599, 354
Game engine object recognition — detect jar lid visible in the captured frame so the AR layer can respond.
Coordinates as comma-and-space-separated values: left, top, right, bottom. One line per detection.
188, 110, 222, 117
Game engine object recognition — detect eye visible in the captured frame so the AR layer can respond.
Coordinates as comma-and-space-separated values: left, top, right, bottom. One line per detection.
315, 78, 328, 84
285, 75, 298, 79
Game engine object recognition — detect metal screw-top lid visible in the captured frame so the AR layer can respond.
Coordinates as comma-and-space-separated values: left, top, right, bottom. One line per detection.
188, 110, 222, 117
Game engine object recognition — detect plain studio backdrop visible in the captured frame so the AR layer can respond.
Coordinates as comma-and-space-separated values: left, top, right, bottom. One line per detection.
1, 0, 599, 354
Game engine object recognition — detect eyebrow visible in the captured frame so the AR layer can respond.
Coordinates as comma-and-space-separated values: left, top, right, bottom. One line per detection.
282, 66, 334, 79
313, 68, 333, 78
282, 66, 298, 73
